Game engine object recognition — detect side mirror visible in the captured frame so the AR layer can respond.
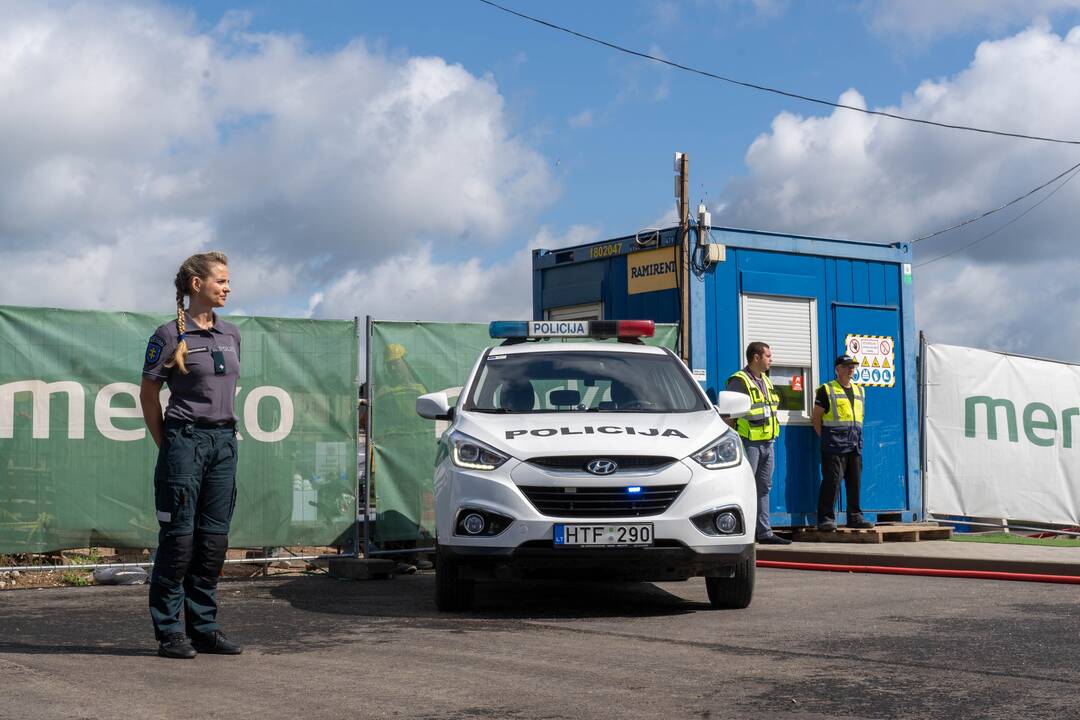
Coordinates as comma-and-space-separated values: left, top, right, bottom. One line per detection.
416, 392, 453, 421
714, 390, 751, 418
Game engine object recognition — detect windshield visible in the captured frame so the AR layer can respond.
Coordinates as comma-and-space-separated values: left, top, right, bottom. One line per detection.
464, 350, 709, 414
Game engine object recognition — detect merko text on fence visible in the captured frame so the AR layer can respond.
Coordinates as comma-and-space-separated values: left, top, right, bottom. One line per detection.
924, 342, 1080, 526
0, 306, 358, 554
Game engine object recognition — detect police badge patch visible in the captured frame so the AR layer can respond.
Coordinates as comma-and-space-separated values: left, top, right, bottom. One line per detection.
145, 335, 165, 365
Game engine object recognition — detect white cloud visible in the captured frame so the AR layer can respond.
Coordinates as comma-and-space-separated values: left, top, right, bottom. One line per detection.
917, 257, 1080, 356
0, 1, 556, 315
310, 225, 600, 324
865, 0, 1080, 42
312, 246, 531, 324
568, 110, 594, 128
717, 24, 1080, 361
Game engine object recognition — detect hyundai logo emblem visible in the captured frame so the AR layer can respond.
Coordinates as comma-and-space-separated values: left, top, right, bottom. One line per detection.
586, 459, 618, 475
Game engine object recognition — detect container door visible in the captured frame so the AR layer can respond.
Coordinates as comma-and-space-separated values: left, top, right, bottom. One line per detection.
832, 305, 906, 512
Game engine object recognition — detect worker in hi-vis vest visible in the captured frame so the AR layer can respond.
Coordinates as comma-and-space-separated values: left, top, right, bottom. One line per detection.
725, 342, 792, 545
812, 354, 875, 532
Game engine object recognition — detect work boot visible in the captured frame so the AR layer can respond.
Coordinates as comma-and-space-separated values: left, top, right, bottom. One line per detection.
191, 630, 243, 655
756, 534, 792, 545
158, 633, 197, 659
394, 561, 417, 575
816, 521, 837, 532
847, 519, 875, 529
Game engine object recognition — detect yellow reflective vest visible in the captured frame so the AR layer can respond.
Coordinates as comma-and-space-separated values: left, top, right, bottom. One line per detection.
728, 370, 780, 441
819, 380, 864, 454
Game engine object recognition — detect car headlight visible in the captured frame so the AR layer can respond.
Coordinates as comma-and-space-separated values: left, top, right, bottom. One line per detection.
690, 432, 742, 470
449, 431, 510, 471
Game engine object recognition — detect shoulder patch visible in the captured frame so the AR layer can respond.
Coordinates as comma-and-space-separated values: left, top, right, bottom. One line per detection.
144, 335, 166, 366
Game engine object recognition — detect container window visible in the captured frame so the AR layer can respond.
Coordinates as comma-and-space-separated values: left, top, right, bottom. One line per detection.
770, 365, 809, 412
545, 302, 603, 321
740, 295, 818, 423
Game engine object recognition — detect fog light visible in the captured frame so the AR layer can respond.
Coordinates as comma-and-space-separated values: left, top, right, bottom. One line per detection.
462, 513, 486, 535
455, 508, 514, 537
715, 512, 738, 534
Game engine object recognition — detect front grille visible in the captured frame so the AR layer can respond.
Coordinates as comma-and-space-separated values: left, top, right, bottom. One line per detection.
517, 484, 685, 518
526, 455, 677, 473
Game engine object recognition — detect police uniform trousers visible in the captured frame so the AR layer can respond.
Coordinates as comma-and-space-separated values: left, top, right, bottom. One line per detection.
817, 451, 864, 525
149, 421, 238, 640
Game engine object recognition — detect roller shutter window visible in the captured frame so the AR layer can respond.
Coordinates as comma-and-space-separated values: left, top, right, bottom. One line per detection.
546, 302, 603, 321
740, 294, 818, 422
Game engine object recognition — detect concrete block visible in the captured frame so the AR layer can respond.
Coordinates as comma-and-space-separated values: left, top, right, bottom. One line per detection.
327, 557, 395, 580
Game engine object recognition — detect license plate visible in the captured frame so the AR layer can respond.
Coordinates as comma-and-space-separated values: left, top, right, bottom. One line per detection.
553, 523, 654, 547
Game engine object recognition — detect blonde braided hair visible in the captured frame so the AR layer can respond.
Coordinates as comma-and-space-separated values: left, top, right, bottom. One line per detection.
164, 251, 228, 374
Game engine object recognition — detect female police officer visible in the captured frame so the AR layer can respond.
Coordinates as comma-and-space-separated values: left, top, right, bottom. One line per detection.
140, 251, 243, 659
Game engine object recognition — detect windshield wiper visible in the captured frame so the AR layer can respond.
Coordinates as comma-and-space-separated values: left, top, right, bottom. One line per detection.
596, 408, 664, 413
469, 409, 562, 414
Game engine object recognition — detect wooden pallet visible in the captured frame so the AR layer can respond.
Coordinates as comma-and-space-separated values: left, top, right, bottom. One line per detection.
792, 522, 953, 544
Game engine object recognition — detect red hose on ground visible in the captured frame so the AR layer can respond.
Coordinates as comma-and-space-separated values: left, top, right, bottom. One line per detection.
757, 560, 1080, 585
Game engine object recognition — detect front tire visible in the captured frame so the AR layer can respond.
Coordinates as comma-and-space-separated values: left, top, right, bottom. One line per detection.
705, 547, 755, 609
435, 546, 475, 611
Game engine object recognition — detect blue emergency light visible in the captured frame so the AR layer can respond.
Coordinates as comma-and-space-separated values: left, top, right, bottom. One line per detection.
488, 320, 655, 339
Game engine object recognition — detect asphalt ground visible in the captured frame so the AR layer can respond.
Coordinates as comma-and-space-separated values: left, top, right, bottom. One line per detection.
1, 569, 1077, 720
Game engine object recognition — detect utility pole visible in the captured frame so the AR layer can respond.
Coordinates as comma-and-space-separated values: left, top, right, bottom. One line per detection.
676, 152, 690, 364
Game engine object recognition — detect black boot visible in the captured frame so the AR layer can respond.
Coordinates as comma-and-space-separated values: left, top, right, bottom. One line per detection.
158, 633, 197, 659
847, 516, 874, 529
191, 630, 243, 655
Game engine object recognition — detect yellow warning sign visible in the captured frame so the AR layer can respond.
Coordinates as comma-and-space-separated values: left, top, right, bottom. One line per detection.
861, 357, 870, 367
883, 358, 891, 369
872, 358, 880, 368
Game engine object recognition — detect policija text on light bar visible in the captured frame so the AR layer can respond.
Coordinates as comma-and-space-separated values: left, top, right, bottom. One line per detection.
489, 320, 655, 339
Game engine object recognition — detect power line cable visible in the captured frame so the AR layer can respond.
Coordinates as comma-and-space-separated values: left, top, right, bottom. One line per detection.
478, 0, 1080, 258
913, 159, 1080, 243
476, 0, 1080, 146
914, 164, 1080, 268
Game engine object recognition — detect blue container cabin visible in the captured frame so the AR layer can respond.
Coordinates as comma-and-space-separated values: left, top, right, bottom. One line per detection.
532, 227, 920, 527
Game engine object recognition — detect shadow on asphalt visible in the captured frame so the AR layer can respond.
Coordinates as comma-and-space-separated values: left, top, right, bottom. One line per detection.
267, 574, 710, 621
0, 575, 713, 658
0, 641, 156, 657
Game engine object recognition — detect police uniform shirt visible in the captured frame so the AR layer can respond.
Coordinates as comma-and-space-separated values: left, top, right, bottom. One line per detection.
142, 311, 241, 424
814, 383, 855, 414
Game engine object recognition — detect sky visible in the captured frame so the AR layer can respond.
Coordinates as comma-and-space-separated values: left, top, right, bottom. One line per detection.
3, 0, 1080, 361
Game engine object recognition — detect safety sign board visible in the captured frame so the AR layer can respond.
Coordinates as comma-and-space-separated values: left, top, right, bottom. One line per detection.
845, 334, 896, 388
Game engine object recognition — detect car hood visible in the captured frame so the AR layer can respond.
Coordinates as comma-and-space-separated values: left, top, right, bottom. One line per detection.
453, 410, 729, 460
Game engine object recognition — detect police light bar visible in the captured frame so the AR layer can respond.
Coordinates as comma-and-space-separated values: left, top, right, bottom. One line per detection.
488, 320, 655, 339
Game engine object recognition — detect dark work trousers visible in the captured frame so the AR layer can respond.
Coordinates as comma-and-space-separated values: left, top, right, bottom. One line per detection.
817, 452, 864, 525
149, 422, 237, 640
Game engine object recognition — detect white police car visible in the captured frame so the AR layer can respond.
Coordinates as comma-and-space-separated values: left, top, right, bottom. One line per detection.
416, 320, 755, 611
